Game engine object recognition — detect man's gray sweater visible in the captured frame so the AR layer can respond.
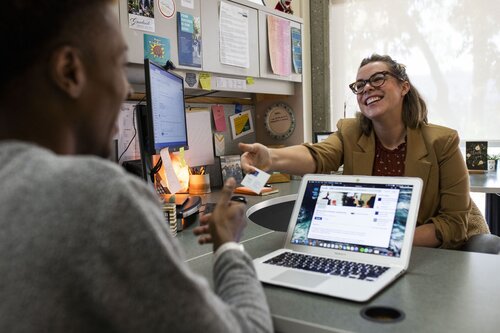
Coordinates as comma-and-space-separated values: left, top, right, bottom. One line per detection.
0, 141, 272, 332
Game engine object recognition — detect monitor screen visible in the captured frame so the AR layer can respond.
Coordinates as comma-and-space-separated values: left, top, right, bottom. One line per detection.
144, 59, 188, 153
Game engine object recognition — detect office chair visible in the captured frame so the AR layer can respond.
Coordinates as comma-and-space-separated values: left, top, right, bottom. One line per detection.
461, 234, 500, 254
461, 199, 500, 254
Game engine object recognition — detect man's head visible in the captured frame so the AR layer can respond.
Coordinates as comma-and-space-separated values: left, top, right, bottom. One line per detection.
0, 0, 130, 158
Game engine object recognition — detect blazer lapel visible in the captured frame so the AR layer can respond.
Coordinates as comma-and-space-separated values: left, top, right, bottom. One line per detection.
405, 127, 431, 190
352, 132, 375, 175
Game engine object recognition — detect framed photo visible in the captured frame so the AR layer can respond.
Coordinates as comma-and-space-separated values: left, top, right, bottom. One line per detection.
314, 131, 333, 143
220, 155, 244, 185
466, 141, 488, 171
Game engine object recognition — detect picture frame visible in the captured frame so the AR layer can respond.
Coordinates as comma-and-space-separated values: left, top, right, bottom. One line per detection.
465, 141, 488, 171
220, 155, 244, 185
314, 131, 333, 143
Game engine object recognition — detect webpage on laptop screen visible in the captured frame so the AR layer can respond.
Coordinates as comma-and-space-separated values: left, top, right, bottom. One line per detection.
307, 186, 399, 248
290, 181, 413, 258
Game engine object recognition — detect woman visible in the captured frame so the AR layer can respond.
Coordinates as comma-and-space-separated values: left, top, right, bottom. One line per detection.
239, 54, 488, 249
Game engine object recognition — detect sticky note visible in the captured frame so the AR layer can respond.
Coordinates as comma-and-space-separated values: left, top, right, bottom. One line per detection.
199, 72, 212, 90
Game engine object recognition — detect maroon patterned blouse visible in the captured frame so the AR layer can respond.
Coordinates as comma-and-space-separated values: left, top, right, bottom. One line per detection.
372, 136, 407, 176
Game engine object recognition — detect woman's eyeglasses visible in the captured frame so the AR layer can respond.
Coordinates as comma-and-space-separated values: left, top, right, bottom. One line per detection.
349, 71, 402, 94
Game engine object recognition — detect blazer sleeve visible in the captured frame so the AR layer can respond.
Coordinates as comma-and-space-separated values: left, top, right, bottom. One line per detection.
426, 130, 470, 249
302, 119, 348, 173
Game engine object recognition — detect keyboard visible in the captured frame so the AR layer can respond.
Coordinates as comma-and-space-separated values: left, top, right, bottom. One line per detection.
264, 252, 389, 281
156, 185, 167, 195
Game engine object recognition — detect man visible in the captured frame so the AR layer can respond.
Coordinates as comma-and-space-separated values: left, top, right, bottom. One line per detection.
0, 1, 272, 332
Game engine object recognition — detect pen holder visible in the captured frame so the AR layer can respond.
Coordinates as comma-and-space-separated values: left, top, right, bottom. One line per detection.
189, 174, 211, 194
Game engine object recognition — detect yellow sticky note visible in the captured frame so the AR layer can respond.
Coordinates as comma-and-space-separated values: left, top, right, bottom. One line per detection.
246, 77, 254, 85
179, 147, 186, 167
199, 72, 212, 90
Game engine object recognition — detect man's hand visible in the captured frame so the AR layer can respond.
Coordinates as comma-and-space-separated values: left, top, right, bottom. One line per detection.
193, 178, 247, 251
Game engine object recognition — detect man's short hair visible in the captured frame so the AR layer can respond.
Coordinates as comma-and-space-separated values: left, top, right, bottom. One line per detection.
1, 0, 114, 90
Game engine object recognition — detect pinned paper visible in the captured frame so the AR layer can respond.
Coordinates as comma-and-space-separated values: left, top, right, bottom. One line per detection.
229, 110, 254, 140
185, 72, 197, 87
144, 34, 170, 66
215, 77, 246, 90
235, 103, 242, 114
181, 0, 194, 9
291, 27, 302, 74
160, 148, 182, 194
212, 105, 226, 131
199, 72, 212, 90
246, 77, 254, 85
214, 133, 225, 156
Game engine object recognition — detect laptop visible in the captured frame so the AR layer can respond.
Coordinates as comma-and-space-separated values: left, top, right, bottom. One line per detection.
253, 174, 423, 302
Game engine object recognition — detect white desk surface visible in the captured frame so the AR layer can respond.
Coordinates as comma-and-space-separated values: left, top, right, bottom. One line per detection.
469, 169, 500, 193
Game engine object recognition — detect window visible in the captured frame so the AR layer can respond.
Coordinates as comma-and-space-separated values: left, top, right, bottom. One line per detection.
329, 0, 500, 142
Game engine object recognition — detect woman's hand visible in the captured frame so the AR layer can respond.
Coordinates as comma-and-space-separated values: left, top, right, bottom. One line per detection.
238, 142, 272, 174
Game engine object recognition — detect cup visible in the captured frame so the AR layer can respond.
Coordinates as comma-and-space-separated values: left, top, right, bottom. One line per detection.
189, 174, 211, 194
487, 160, 497, 172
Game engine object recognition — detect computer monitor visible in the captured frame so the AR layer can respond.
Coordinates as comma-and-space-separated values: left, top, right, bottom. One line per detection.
136, 59, 189, 183
143, 59, 189, 154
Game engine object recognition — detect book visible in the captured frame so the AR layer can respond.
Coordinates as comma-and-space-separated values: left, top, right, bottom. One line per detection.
234, 186, 280, 196
466, 141, 488, 171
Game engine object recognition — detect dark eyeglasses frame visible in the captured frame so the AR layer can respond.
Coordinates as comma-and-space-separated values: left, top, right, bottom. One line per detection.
349, 71, 403, 95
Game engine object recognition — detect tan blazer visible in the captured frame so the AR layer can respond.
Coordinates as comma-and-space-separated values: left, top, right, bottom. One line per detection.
305, 118, 489, 249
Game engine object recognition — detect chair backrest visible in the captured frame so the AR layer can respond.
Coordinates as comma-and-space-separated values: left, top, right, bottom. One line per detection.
461, 234, 500, 254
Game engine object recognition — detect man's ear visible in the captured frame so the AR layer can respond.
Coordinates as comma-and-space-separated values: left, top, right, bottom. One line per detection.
49, 46, 86, 98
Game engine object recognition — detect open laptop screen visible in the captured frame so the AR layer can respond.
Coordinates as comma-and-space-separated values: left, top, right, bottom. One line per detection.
290, 180, 415, 258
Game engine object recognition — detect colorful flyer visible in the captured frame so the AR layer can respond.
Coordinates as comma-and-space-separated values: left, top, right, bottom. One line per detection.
291, 27, 302, 74
267, 15, 291, 76
144, 34, 170, 66
177, 12, 202, 68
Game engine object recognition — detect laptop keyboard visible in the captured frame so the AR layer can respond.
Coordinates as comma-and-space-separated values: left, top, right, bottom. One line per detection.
264, 252, 389, 281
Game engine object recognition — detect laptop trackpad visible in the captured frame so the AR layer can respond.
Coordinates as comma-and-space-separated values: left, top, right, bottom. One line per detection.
271, 270, 328, 288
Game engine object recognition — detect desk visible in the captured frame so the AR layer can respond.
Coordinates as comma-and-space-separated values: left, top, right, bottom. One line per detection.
470, 170, 500, 235
180, 182, 500, 333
